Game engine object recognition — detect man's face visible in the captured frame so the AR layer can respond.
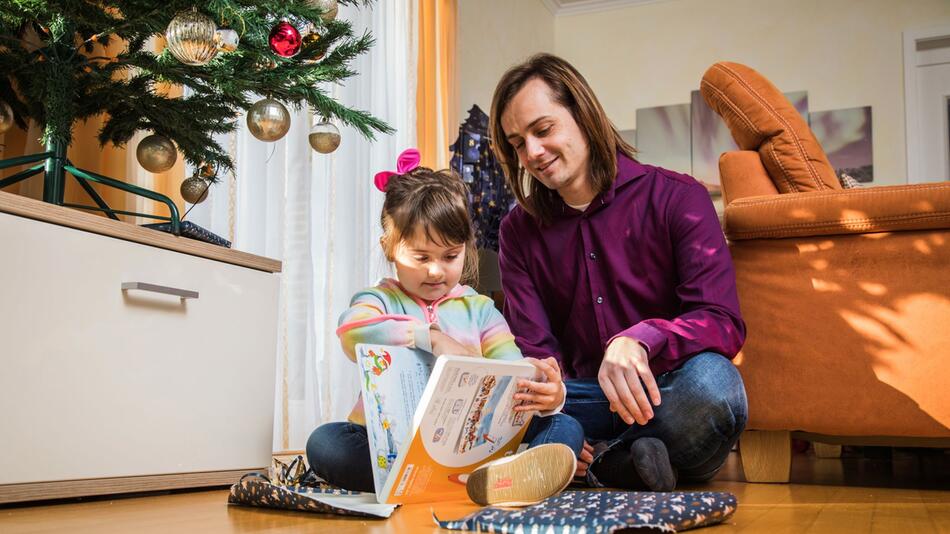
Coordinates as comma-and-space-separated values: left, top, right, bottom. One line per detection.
500, 77, 591, 200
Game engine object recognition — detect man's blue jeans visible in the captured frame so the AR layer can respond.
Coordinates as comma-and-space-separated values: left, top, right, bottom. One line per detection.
306, 412, 584, 492
563, 352, 748, 487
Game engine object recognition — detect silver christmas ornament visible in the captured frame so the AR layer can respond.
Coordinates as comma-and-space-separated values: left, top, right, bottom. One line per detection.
309, 0, 339, 22
309, 120, 341, 153
165, 9, 219, 66
247, 98, 291, 142
0, 101, 14, 134
214, 28, 239, 53
135, 134, 178, 173
180, 176, 210, 204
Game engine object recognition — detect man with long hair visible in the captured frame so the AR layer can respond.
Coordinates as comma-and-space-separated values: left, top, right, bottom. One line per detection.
490, 53, 747, 491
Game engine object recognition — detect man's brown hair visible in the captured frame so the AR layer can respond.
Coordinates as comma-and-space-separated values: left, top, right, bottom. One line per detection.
489, 53, 636, 224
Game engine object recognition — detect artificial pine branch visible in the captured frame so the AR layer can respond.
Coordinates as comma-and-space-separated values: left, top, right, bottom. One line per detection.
0, 0, 393, 182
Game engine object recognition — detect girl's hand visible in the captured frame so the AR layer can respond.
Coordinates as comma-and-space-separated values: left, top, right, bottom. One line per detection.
513, 357, 565, 412
575, 440, 594, 478
429, 330, 473, 357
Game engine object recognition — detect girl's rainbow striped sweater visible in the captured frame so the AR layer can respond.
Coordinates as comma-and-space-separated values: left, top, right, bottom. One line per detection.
336, 278, 522, 424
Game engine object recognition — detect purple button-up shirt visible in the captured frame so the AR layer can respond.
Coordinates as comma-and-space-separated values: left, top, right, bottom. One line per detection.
498, 154, 745, 379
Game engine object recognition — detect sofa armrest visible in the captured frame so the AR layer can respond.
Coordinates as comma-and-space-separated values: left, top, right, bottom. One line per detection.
723, 182, 950, 240
719, 151, 779, 206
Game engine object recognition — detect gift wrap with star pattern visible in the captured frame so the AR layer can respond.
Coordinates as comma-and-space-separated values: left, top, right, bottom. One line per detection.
434, 490, 737, 532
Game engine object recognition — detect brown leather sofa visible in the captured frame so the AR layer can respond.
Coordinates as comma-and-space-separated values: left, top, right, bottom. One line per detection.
700, 62, 950, 482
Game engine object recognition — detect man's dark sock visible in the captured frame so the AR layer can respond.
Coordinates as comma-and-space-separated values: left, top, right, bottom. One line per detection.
630, 437, 676, 492
589, 445, 648, 490
589, 437, 676, 491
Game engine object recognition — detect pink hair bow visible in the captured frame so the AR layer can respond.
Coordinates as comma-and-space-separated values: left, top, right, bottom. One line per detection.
374, 148, 421, 192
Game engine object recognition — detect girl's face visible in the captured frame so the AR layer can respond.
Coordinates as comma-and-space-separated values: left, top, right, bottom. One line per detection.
392, 227, 465, 303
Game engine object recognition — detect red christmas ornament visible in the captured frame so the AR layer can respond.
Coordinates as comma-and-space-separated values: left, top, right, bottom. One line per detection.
269, 20, 302, 58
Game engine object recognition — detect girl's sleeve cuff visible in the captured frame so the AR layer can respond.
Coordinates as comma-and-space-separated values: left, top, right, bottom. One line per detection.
539, 382, 567, 416
412, 322, 440, 353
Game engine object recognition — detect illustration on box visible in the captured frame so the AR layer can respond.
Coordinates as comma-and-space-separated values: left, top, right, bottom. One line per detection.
358, 346, 434, 477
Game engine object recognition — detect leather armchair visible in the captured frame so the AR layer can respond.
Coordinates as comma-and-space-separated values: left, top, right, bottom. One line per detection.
700, 62, 950, 482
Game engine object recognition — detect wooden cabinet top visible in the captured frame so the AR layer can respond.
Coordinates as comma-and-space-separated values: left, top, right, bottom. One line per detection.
0, 191, 281, 273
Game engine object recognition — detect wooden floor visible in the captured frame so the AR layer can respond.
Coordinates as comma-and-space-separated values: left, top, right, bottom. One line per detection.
2, 448, 948, 533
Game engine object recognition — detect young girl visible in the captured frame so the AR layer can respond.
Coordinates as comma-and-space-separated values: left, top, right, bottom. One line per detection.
306, 149, 584, 506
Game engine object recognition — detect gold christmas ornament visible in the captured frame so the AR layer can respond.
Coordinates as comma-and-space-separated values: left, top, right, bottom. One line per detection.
214, 28, 239, 53
256, 57, 278, 70
309, 120, 341, 153
301, 53, 325, 65
165, 9, 219, 66
309, 0, 339, 22
301, 26, 321, 46
0, 101, 14, 134
135, 134, 178, 173
247, 98, 291, 142
180, 176, 210, 204
300, 26, 325, 64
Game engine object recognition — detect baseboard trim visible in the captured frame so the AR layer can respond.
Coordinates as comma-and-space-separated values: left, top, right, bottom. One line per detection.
0, 468, 261, 504
790, 432, 950, 448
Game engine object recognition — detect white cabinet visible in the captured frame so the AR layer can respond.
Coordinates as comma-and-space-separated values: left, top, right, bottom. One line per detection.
0, 193, 280, 503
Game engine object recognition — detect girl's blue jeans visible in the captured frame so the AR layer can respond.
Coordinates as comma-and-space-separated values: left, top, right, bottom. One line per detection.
306, 412, 584, 492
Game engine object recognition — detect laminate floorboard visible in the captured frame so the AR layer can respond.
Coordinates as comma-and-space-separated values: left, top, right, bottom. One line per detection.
2, 449, 947, 533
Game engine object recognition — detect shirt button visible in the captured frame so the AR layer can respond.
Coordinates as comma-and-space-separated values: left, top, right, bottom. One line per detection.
596, 296, 604, 304
589, 252, 597, 260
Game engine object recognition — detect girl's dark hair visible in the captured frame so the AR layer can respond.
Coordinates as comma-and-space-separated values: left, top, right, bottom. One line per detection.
489, 53, 637, 224
380, 167, 478, 285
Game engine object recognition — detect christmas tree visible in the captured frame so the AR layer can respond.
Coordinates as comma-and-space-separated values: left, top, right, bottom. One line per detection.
0, 1, 392, 228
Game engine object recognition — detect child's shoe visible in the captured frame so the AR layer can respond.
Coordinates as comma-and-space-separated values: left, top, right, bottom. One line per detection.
465, 443, 576, 507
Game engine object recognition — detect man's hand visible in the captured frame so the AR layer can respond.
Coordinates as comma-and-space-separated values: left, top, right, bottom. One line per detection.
513, 357, 565, 412
429, 330, 472, 357
598, 336, 661, 425
575, 440, 594, 478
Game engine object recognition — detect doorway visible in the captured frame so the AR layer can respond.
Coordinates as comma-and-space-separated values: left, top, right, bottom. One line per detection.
904, 26, 950, 183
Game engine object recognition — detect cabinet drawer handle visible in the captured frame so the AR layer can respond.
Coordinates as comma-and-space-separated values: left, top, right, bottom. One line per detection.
121, 282, 199, 299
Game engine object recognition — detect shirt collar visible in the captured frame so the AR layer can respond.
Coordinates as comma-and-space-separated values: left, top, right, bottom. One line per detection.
559, 152, 647, 217
603, 152, 647, 203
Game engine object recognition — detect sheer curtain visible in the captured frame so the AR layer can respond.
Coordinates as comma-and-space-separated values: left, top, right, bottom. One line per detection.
181, 1, 417, 451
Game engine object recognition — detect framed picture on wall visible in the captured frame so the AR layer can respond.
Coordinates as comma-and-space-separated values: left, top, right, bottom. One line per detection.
811, 106, 874, 183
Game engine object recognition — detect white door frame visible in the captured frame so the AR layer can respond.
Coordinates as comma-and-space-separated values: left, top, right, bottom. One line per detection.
904, 25, 950, 183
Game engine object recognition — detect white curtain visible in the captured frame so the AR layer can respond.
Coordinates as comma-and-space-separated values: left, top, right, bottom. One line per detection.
177, 1, 417, 451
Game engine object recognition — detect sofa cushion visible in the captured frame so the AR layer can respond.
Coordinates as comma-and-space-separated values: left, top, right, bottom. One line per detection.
701, 62, 840, 194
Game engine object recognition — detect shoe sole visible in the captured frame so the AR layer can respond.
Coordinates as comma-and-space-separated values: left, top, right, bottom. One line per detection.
466, 443, 576, 507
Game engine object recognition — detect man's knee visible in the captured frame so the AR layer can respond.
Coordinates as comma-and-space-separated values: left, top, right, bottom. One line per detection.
659, 353, 747, 466
683, 352, 748, 435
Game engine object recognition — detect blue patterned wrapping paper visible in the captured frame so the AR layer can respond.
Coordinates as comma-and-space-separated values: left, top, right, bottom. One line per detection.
434, 490, 737, 533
